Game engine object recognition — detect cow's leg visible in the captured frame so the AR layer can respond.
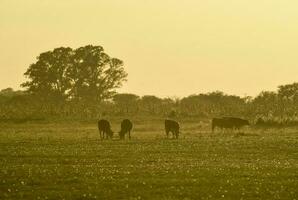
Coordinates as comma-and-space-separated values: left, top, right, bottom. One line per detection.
165, 129, 169, 138
100, 131, 103, 140
236, 127, 240, 134
128, 131, 131, 140
212, 125, 216, 134
212, 124, 215, 133
233, 127, 236, 134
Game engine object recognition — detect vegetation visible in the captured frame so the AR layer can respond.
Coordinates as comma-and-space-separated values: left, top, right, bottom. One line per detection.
21, 45, 127, 102
0, 120, 297, 199
1, 45, 298, 199
2, 83, 298, 126
1, 45, 298, 125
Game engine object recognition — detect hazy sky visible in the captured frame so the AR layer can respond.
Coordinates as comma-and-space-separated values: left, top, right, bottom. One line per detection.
1, 0, 298, 97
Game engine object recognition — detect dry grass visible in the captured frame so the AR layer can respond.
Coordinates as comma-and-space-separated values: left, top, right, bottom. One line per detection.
0, 120, 297, 199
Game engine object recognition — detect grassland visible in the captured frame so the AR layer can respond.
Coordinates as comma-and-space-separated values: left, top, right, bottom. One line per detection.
0, 118, 297, 200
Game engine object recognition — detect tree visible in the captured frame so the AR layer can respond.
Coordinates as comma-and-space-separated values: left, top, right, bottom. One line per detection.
113, 93, 139, 114
277, 83, 298, 118
140, 95, 162, 114
21, 47, 73, 101
69, 45, 127, 102
21, 45, 127, 103
277, 82, 298, 100
251, 91, 278, 118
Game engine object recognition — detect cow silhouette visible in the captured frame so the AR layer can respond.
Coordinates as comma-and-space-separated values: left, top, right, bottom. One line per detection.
119, 119, 133, 140
98, 119, 113, 139
165, 119, 180, 139
212, 117, 249, 132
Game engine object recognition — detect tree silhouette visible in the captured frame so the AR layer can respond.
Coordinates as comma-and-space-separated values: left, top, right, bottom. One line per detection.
140, 95, 162, 114
21, 47, 73, 101
21, 45, 127, 103
113, 93, 139, 114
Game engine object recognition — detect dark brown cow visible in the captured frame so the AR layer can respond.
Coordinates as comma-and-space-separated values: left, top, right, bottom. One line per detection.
98, 119, 113, 139
165, 119, 180, 139
212, 117, 249, 132
119, 119, 133, 140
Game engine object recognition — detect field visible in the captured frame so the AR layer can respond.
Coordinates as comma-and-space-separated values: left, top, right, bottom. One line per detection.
0, 118, 297, 200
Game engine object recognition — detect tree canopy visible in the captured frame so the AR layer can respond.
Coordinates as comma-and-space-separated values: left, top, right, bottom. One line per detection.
21, 45, 127, 102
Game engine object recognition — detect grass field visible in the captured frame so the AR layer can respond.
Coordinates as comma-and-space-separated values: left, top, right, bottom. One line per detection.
0, 119, 297, 200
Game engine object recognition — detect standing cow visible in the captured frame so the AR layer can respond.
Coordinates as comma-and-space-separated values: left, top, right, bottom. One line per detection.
119, 119, 133, 140
98, 119, 113, 139
165, 119, 180, 139
212, 117, 249, 132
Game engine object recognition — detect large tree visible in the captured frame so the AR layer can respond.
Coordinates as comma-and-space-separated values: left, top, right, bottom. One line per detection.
21, 47, 73, 101
21, 45, 127, 102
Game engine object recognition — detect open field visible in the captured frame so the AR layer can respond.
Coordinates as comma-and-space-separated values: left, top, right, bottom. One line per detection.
0, 119, 297, 200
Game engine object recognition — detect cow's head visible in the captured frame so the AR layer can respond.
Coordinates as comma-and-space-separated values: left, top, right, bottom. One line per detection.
244, 120, 250, 126
108, 129, 114, 137
118, 131, 124, 139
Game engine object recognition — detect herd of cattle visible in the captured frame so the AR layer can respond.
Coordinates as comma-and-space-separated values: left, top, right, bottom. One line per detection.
98, 117, 250, 140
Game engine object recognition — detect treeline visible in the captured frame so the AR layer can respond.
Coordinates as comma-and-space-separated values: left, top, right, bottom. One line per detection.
1, 44, 298, 123
1, 82, 298, 122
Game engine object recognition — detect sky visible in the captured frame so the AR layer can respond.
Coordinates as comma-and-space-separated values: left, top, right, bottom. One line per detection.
1, 0, 298, 97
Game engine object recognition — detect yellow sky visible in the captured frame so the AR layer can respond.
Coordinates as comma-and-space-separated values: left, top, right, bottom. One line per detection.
1, 0, 298, 97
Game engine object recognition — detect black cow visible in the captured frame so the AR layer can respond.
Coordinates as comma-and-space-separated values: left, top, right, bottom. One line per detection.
119, 119, 133, 140
165, 119, 180, 139
212, 117, 249, 132
98, 119, 113, 139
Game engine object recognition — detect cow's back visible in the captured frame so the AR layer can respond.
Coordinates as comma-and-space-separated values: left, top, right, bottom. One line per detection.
213, 117, 249, 130
121, 119, 133, 132
98, 119, 111, 131
165, 119, 179, 131
223, 117, 249, 128
212, 118, 229, 128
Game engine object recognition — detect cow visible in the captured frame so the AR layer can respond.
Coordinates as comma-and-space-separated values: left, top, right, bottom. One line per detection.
165, 119, 180, 139
98, 119, 113, 139
119, 119, 133, 140
212, 117, 249, 132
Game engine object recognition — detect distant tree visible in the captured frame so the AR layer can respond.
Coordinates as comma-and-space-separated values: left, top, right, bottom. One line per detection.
21, 47, 73, 101
251, 91, 278, 118
0, 88, 13, 95
277, 83, 298, 118
140, 95, 162, 114
69, 45, 127, 102
113, 93, 139, 114
160, 97, 177, 116
0, 88, 25, 97
179, 91, 247, 117
21, 45, 127, 103
277, 82, 298, 100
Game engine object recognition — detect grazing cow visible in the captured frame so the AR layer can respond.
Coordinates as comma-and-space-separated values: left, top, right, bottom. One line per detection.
165, 119, 180, 139
98, 119, 113, 139
119, 119, 133, 140
212, 117, 249, 132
